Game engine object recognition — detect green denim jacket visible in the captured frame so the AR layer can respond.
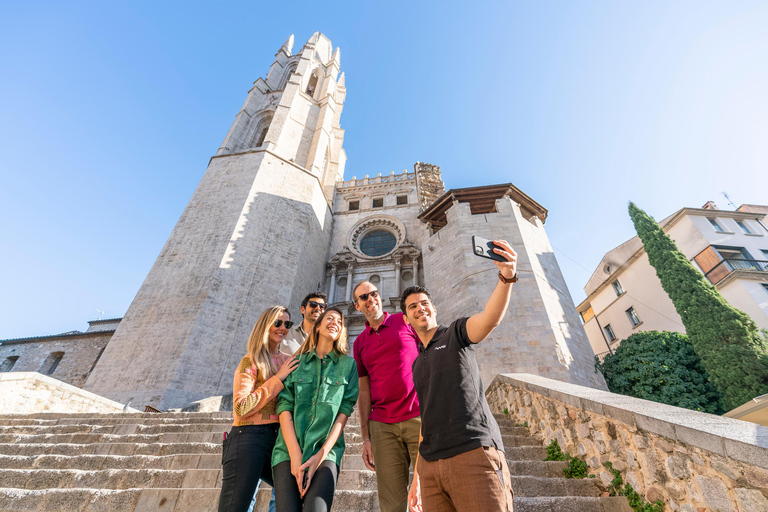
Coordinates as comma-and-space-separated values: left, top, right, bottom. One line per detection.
272, 349, 359, 467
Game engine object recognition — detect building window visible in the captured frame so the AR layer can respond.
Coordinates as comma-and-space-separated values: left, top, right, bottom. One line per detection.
306, 71, 319, 97
603, 324, 617, 342
40, 352, 64, 375
626, 307, 641, 327
372, 197, 384, 208
360, 230, 397, 257
396, 195, 408, 205
611, 280, 624, 296
714, 246, 754, 262
1, 356, 19, 372
761, 249, 768, 260
762, 283, 768, 295
708, 218, 725, 232
348, 200, 360, 211
737, 221, 753, 234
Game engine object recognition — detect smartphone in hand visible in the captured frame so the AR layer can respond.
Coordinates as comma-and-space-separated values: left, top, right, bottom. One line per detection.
471, 236, 507, 262
302, 469, 309, 492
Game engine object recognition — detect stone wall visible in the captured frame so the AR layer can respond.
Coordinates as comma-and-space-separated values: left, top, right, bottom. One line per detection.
84, 150, 335, 410
487, 373, 768, 512
0, 331, 112, 388
422, 198, 606, 390
0, 372, 138, 414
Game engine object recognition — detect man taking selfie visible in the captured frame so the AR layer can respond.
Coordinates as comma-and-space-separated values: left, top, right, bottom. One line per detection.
403, 239, 517, 512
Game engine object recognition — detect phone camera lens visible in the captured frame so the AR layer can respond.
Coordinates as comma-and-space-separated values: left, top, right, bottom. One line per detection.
474, 246, 483, 255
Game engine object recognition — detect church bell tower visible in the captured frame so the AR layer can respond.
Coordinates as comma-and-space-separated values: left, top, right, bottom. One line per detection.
84, 33, 346, 410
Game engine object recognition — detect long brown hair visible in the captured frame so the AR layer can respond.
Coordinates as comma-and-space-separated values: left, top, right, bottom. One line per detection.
296, 306, 348, 356
246, 306, 290, 380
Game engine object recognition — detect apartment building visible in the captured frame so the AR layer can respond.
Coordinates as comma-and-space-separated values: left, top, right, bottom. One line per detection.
577, 202, 768, 356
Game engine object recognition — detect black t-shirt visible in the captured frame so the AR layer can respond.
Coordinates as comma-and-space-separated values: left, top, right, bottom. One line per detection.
412, 317, 504, 462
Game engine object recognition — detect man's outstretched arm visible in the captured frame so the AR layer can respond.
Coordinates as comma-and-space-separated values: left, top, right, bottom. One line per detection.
466, 240, 518, 343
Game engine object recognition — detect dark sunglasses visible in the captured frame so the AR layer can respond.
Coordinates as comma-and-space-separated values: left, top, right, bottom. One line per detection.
307, 301, 326, 310
273, 320, 294, 329
357, 290, 379, 302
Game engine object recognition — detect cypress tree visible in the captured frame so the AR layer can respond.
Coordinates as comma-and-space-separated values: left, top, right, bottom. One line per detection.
628, 202, 768, 410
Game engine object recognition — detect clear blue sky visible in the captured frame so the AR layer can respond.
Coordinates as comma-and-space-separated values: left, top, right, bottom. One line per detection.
2, 1, 767, 339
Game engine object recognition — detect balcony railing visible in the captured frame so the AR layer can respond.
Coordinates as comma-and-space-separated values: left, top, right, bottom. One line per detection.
704, 258, 768, 284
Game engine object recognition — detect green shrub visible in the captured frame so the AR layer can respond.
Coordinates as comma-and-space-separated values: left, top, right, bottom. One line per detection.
628, 202, 768, 410
595, 331, 723, 414
544, 439, 568, 461
563, 456, 589, 479
604, 461, 665, 512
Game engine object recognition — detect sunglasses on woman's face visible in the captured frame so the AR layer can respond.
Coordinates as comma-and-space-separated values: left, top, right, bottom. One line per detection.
273, 320, 294, 329
357, 290, 379, 302
307, 301, 326, 310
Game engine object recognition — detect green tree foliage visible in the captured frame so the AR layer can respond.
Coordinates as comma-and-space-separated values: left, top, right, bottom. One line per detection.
596, 331, 723, 414
628, 202, 768, 410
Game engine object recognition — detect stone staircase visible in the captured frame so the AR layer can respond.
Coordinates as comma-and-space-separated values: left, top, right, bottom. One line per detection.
0, 412, 632, 511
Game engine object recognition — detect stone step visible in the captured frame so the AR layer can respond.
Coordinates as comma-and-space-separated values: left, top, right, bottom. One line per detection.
337, 468, 377, 491
0, 488, 633, 512
509, 476, 601, 497
0, 487, 221, 511
0, 441, 221, 457
0, 412, 232, 420
508, 460, 570, 478
0, 431, 223, 445
0, 422, 230, 435
0, 453, 221, 471
502, 434, 543, 447
513, 496, 634, 512
504, 446, 548, 461
0, 468, 222, 490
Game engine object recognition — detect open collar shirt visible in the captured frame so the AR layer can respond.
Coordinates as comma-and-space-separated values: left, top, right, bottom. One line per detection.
353, 311, 420, 424
272, 348, 359, 467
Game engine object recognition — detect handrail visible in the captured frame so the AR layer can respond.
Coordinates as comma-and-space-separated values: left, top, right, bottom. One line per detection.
705, 258, 768, 278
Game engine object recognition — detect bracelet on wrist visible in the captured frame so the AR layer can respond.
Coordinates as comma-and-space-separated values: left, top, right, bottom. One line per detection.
498, 271, 518, 284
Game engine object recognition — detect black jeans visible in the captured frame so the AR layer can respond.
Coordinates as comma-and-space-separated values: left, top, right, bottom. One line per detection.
218, 424, 279, 512
273, 460, 339, 512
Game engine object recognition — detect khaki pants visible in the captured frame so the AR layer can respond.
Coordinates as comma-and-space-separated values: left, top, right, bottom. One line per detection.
369, 417, 421, 512
418, 446, 514, 512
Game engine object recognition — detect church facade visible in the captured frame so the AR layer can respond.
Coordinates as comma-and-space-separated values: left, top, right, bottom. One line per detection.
3, 33, 604, 410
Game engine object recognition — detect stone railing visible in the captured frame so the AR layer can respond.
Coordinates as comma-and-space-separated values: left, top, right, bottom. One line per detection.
487, 373, 768, 512
0, 372, 139, 414
338, 170, 415, 188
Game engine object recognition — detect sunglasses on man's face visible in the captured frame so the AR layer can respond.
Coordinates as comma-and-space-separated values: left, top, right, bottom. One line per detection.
357, 290, 379, 302
273, 320, 294, 329
307, 301, 326, 310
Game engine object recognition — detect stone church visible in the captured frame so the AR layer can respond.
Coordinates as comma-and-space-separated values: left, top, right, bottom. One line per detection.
1, 32, 605, 411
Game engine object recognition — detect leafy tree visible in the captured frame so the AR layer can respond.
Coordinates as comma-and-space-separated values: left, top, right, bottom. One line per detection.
596, 331, 723, 414
628, 202, 768, 410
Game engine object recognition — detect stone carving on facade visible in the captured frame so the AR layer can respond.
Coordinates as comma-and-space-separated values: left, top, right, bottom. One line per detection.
414, 162, 446, 211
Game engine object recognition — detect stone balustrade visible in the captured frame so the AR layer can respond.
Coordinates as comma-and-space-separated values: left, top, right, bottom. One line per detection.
486, 373, 768, 512
337, 170, 415, 187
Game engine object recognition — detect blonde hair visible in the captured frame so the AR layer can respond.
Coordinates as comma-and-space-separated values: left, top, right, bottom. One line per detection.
246, 306, 290, 380
296, 307, 348, 357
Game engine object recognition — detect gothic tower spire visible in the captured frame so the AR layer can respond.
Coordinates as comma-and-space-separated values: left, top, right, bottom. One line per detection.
84, 33, 346, 409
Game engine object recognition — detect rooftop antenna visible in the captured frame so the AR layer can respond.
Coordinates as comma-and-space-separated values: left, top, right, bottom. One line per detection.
722, 192, 737, 210
95, 309, 105, 320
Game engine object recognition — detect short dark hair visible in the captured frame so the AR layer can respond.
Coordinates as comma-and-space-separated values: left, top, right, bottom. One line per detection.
400, 286, 432, 315
301, 292, 328, 308
352, 281, 372, 302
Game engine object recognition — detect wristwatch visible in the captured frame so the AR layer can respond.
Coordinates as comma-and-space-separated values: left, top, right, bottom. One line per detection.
498, 271, 518, 284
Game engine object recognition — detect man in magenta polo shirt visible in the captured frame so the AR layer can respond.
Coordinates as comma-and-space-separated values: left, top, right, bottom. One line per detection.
352, 280, 421, 512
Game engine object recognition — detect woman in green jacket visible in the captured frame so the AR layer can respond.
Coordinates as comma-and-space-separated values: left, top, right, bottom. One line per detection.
271, 306, 359, 512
